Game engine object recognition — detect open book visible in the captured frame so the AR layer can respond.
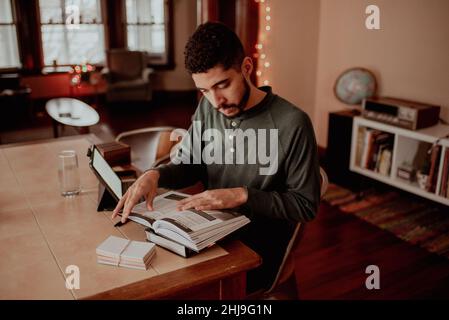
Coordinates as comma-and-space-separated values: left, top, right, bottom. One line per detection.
126, 191, 250, 254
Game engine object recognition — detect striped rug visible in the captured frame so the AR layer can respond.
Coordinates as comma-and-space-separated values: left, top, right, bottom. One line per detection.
323, 183, 449, 258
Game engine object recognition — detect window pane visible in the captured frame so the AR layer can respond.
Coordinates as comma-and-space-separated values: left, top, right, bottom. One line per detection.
39, 0, 63, 24
150, 0, 164, 24
40, 0, 102, 24
0, 0, 13, 23
39, 0, 105, 66
126, 0, 163, 24
41, 25, 105, 65
126, 0, 166, 58
0, 26, 21, 68
68, 0, 102, 23
127, 25, 165, 54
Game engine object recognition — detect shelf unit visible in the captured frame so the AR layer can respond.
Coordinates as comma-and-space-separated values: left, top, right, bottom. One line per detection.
350, 116, 449, 206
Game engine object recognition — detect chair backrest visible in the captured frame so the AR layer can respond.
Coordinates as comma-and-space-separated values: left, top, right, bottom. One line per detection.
264, 167, 328, 294
106, 49, 147, 81
115, 127, 177, 172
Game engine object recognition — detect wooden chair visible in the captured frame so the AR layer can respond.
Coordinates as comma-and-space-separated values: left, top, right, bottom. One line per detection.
115, 126, 177, 172
247, 167, 329, 300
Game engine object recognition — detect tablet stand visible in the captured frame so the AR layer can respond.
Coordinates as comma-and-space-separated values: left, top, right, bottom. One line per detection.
97, 183, 118, 212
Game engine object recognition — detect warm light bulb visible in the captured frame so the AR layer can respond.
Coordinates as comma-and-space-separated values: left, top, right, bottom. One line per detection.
266, 15, 271, 21
261, 0, 265, 3
261, 53, 266, 59
264, 62, 270, 68
263, 80, 270, 85
266, 25, 271, 31
266, 7, 271, 12
255, 44, 263, 50
256, 70, 262, 77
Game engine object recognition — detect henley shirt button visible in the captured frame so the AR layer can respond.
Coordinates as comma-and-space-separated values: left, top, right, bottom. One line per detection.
231, 121, 237, 127
230, 148, 235, 153
229, 135, 234, 140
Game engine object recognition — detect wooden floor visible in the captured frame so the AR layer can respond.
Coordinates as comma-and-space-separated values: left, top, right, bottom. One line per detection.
294, 202, 449, 299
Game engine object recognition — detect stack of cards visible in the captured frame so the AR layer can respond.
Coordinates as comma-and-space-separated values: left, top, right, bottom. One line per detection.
96, 235, 156, 270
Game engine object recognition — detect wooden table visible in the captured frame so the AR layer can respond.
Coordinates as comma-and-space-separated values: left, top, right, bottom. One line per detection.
45, 98, 100, 138
0, 136, 261, 299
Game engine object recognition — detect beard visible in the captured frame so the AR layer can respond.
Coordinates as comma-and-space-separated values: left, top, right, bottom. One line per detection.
217, 77, 251, 116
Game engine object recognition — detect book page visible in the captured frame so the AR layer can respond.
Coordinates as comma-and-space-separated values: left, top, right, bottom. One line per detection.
132, 191, 240, 233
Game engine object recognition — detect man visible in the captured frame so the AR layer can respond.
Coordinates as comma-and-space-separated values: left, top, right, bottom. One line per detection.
112, 22, 321, 294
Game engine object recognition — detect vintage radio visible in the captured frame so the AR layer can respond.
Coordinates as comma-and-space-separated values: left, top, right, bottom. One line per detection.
362, 97, 440, 130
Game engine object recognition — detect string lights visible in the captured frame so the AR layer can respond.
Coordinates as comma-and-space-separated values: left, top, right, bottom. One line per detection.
254, 0, 271, 87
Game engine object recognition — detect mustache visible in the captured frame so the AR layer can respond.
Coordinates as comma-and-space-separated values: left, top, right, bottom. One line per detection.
218, 103, 238, 110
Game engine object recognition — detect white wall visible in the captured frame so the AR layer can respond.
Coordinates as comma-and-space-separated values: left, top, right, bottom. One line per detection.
266, 0, 449, 147
314, 0, 449, 147
260, 0, 321, 119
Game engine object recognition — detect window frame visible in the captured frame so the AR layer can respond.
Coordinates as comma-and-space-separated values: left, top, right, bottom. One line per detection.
123, 0, 174, 70
37, 0, 107, 68
0, 0, 22, 72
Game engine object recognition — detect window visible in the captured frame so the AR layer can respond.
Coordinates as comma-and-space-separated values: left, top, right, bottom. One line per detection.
0, 0, 21, 69
125, 0, 170, 65
39, 0, 105, 66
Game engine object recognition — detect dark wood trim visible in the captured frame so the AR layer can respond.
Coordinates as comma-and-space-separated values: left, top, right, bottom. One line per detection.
198, 0, 259, 84
14, 0, 44, 74
152, 0, 175, 70
200, 0, 220, 23
235, 0, 259, 84
104, 0, 126, 50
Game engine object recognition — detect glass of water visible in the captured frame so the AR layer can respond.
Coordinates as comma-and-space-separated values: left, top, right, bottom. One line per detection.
58, 150, 81, 196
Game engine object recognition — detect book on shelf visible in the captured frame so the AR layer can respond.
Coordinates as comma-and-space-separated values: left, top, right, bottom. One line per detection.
123, 191, 250, 255
96, 235, 156, 270
355, 126, 366, 167
439, 148, 449, 197
426, 145, 442, 193
357, 127, 394, 175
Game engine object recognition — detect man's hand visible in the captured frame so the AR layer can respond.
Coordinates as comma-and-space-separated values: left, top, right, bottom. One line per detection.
177, 188, 248, 211
112, 170, 160, 223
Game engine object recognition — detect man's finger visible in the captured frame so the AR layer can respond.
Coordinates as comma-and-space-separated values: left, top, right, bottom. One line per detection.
121, 191, 140, 223
196, 205, 212, 211
146, 190, 156, 211
179, 198, 210, 211
112, 192, 128, 219
178, 192, 205, 205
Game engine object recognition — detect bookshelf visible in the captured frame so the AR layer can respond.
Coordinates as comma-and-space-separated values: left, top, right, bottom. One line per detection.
350, 116, 449, 206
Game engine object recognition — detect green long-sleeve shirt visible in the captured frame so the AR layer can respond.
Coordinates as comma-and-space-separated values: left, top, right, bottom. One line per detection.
155, 86, 320, 292
156, 86, 321, 222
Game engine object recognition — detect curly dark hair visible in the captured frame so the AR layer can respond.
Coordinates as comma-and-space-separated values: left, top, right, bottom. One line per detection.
184, 22, 245, 74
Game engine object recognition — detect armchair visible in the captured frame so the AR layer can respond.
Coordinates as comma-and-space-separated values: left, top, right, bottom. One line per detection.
103, 49, 154, 103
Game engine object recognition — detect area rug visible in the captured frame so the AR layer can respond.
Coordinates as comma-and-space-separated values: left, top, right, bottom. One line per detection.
323, 183, 449, 259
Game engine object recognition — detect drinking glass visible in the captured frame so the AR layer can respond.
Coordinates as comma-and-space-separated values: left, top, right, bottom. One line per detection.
58, 150, 81, 196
